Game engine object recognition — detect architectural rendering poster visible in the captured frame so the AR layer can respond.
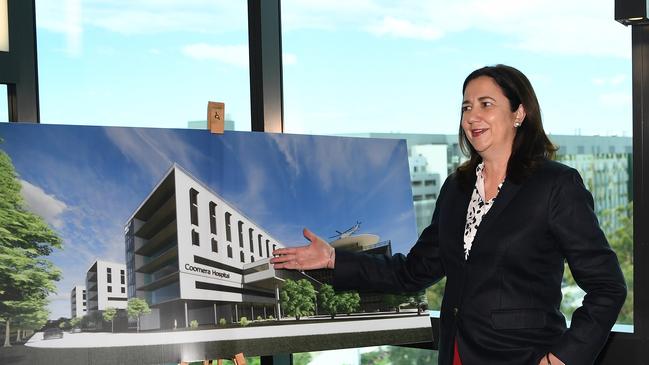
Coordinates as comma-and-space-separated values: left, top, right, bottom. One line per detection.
0, 123, 421, 363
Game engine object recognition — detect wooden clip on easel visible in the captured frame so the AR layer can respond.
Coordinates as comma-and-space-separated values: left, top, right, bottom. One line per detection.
208, 101, 225, 134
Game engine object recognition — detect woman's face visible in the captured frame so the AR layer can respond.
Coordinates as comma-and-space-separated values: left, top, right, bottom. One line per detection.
461, 76, 524, 160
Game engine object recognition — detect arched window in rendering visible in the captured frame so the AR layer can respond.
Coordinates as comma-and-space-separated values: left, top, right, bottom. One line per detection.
190, 188, 199, 226
238, 221, 244, 248
225, 212, 232, 242
248, 228, 254, 254
209, 201, 217, 235
192, 229, 200, 246
211, 238, 218, 253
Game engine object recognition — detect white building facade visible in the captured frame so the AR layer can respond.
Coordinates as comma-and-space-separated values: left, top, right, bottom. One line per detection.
125, 165, 289, 330
85, 260, 128, 312
70, 285, 87, 318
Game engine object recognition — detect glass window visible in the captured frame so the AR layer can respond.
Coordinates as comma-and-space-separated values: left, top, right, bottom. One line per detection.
209, 202, 217, 234
249, 228, 255, 254
240, 251, 245, 263
120, 269, 125, 284
225, 212, 232, 242
238, 220, 244, 248
121, 287, 125, 294
34, 1, 251, 130
0, 84, 7, 122
107, 286, 112, 293
211, 238, 218, 253
190, 188, 199, 226
281, 0, 633, 334
227, 245, 232, 259
106, 267, 111, 283
258, 234, 262, 255
192, 229, 200, 246
266, 239, 270, 258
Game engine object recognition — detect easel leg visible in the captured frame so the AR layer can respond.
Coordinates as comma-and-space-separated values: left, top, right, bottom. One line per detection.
233, 352, 247, 365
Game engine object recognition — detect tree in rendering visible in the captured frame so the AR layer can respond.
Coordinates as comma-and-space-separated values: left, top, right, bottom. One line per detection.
69, 316, 82, 330
13, 297, 48, 342
127, 298, 151, 332
337, 292, 360, 316
409, 291, 428, 315
317, 284, 339, 319
103, 307, 117, 333
2, 297, 49, 346
280, 279, 316, 320
0, 148, 63, 346
382, 293, 410, 313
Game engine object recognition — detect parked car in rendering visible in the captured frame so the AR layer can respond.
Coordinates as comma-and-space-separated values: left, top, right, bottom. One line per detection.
43, 328, 64, 340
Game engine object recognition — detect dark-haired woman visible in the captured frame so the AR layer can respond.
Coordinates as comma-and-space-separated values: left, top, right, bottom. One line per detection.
271, 65, 626, 365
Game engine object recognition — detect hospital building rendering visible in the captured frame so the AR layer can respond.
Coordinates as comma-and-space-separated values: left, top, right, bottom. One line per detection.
124, 164, 299, 330
85, 260, 129, 312
70, 285, 87, 318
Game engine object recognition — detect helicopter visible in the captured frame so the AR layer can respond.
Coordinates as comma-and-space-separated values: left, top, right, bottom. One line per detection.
329, 221, 362, 240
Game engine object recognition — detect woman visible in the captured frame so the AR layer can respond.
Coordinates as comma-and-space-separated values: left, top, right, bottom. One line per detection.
271, 65, 627, 365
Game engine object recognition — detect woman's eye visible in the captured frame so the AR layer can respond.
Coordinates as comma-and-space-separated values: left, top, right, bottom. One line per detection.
482, 101, 493, 107
461, 105, 471, 112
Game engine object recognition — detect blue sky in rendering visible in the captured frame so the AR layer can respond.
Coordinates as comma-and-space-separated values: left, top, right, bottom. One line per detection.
0, 0, 629, 136
0, 123, 416, 319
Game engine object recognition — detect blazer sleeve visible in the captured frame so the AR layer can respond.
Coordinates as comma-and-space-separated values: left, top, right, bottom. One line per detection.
548, 168, 627, 365
332, 178, 448, 293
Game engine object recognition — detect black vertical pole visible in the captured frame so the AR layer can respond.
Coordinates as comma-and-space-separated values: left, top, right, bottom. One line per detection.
631, 23, 649, 345
249, 0, 289, 363
248, 0, 284, 133
0, 0, 39, 122
597, 20, 649, 365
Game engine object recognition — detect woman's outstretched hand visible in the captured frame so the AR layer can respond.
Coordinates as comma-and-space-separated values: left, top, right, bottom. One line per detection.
271, 228, 335, 271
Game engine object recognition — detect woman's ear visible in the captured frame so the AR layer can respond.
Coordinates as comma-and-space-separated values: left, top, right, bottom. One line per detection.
515, 104, 526, 124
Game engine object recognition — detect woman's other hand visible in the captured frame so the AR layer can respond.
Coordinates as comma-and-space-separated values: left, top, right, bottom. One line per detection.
271, 228, 335, 270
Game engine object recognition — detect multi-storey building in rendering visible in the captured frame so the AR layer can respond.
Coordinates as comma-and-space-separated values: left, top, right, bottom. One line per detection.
125, 164, 296, 330
70, 285, 87, 318
85, 260, 128, 312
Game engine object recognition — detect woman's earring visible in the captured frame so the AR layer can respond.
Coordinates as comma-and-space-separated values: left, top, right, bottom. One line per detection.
514, 122, 521, 128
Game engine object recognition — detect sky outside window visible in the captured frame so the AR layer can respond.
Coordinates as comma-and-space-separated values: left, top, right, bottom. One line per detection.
281, 0, 631, 137
34, 0, 251, 130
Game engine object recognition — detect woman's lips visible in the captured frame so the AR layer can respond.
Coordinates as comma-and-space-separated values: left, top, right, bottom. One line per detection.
471, 128, 487, 137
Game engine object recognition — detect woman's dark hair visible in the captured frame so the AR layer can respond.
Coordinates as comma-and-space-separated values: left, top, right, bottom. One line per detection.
456, 64, 557, 188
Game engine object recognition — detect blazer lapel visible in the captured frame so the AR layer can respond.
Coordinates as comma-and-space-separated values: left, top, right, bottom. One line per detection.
447, 179, 474, 260
468, 179, 522, 254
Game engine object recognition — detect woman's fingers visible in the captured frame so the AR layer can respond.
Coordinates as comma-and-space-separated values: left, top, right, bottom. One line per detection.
272, 228, 330, 270
270, 253, 295, 263
303, 227, 319, 243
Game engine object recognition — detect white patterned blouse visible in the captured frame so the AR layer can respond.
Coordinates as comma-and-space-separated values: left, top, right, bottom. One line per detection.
463, 162, 504, 260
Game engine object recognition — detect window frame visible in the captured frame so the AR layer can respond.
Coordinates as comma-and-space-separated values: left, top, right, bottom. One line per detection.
6, 0, 646, 363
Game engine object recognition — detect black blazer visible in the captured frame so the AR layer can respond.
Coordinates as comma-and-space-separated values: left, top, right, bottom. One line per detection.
333, 160, 626, 365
